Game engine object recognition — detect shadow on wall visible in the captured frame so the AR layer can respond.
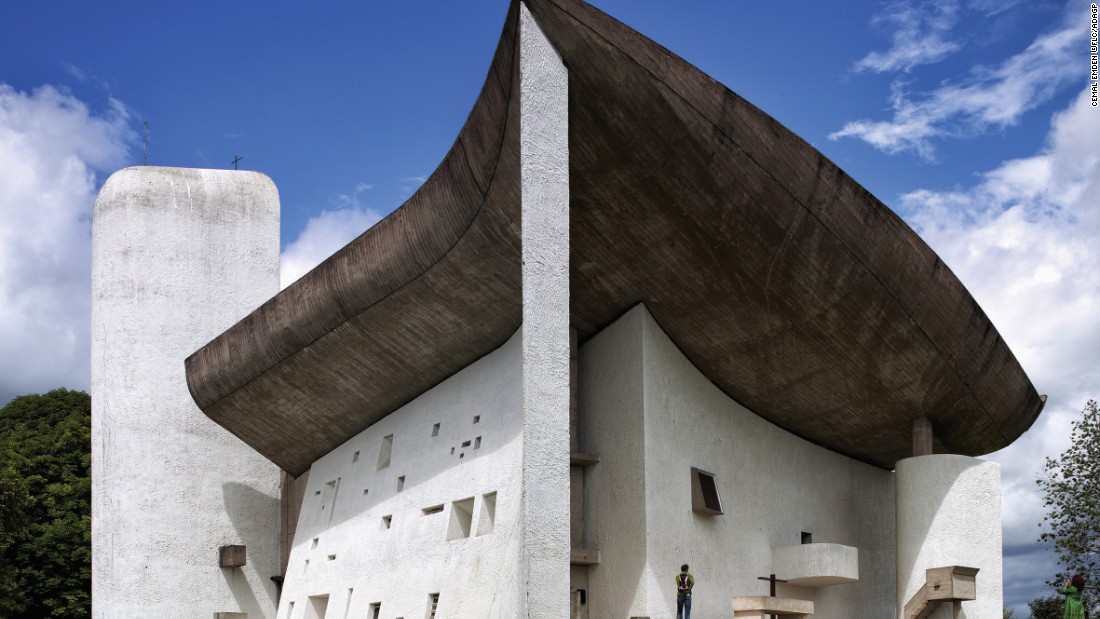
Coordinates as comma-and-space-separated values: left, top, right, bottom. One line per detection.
290, 328, 526, 539
222, 481, 281, 613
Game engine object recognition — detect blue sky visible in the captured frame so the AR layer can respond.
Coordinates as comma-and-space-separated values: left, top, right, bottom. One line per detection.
1, 0, 1097, 615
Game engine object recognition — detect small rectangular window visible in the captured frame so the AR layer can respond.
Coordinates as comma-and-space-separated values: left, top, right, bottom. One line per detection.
474, 436, 482, 450
422, 504, 444, 515
426, 592, 440, 619
432, 423, 441, 437
476, 491, 497, 536
321, 479, 340, 522
461, 440, 471, 448
369, 603, 381, 619
397, 475, 405, 491
473, 415, 480, 424
377, 434, 394, 469
311, 537, 319, 549
352, 450, 360, 463
327, 554, 336, 561
382, 515, 392, 530
447, 497, 475, 540
690, 467, 723, 515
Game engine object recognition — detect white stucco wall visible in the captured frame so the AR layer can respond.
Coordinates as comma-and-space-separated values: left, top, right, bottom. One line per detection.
91, 166, 282, 618
896, 455, 1002, 619
579, 305, 898, 619
577, 307, 649, 617
277, 329, 526, 619
519, 3, 572, 618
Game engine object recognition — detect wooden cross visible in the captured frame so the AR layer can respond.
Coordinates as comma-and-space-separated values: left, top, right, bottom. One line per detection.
757, 573, 787, 597
757, 574, 789, 619
232, 155, 243, 170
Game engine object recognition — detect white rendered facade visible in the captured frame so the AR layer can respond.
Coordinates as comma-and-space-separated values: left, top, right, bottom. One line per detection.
279, 330, 526, 619
272, 304, 1003, 619
89, 5, 1013, 618
91, 167, 283, 618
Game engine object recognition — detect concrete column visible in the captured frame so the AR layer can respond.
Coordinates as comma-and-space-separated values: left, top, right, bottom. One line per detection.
913, 417, 934, 456
519, 3, 571, 618
896, 455, 1002, 619
92, 167, 281, 619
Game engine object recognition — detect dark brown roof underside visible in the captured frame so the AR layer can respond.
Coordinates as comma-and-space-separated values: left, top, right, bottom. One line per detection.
185, 0, 1043, 476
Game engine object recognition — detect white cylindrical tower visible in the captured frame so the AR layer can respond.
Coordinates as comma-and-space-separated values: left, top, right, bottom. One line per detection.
896, 454, 1002, 619
92, 166, 282, 618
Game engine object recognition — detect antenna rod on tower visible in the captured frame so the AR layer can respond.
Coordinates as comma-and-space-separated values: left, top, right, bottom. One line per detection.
143, 120, 149, 166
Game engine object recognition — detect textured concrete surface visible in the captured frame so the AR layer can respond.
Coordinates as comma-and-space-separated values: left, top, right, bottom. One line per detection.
896, 455, 1002, 619
772, 543, 859, 587
185, 0, 1041, 475
92, 167, 281, 618
275, 330, 526, 619
579, 306, 897, 619
519, 4, 572, 618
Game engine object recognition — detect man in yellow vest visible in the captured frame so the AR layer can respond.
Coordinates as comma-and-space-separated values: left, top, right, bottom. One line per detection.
676, 563, 695, 619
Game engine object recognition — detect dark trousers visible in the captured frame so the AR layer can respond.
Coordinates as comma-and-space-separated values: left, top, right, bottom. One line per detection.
677, 594, 692, 619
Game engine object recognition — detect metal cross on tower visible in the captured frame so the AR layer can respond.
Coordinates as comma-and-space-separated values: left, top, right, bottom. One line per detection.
232, 155, 243, 170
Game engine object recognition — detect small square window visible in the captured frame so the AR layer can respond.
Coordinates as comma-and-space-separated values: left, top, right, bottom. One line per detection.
473, 415, 480, 424
690, 467, 723, 515
382, 515, 392, 529
801, 531, 813, 544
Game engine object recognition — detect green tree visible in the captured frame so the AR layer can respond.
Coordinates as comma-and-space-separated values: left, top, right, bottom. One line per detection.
1027, 595, 1063, 619
1037, 399, 1100, 609
0, 389, 91, 618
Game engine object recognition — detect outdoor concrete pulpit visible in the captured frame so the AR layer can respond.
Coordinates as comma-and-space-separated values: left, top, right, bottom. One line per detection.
731, 596, 814, 618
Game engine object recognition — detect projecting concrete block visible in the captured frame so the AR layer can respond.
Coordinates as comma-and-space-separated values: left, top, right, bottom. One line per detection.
219, 545, 246, 568
772, 542, 859, 587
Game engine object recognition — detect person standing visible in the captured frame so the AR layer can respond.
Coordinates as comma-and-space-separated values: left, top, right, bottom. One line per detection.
1058, 574, 1087, 619
676, 563, 695, 619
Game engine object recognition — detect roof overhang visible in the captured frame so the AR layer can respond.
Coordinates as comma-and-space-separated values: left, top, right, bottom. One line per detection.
185, 0, 1043, 476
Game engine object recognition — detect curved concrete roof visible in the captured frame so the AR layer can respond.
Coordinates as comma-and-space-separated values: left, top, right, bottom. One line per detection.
185, 0, 1043, 476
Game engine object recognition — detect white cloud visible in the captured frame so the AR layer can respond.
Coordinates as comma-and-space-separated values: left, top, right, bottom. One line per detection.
834, 6, 1085, 158
854, 0, 961, 73
0, 84, 135, 404
280, 206, 382, 288
900, 88, 1100, 611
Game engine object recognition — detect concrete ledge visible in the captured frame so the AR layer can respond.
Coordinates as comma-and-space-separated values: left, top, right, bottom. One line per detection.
772, 543, 858, 587
732, 595, 814, 618
570, 547, 600, 565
